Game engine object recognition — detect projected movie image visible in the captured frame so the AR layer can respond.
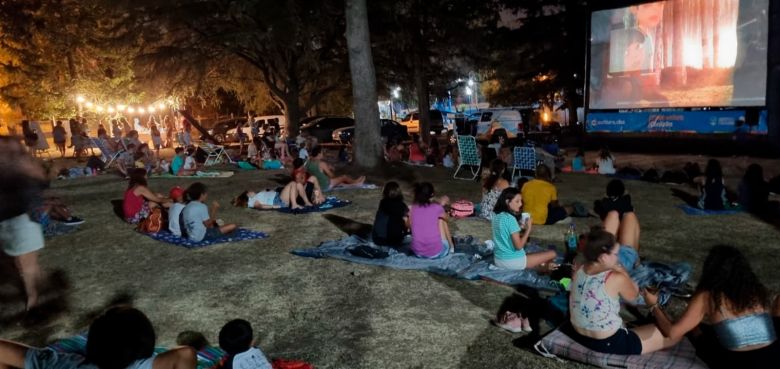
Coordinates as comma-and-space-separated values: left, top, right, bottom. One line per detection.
589, 0, 769, 110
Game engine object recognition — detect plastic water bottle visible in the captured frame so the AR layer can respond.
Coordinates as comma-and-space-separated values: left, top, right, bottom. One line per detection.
565, 223, 577, 253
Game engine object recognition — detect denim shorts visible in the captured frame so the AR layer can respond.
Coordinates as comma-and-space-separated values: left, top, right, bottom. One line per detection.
429, 239, 451, 259
618, 245, 639, 273
203, 227, 222, 241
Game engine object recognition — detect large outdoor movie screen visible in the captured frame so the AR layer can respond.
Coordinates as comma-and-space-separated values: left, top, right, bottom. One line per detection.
589, 0, 769, 110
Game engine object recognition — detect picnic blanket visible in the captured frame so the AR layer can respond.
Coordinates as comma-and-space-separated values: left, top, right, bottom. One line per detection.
535, 326, 707, 369
292, 235, 692, 295
292, 235, 564, 292
327, 183, 378, 191
676, 204, 742, 216
251, 196, 351, 214
48, 334, 226, 369
142, 228, 268, 249
155, 171, 234, 178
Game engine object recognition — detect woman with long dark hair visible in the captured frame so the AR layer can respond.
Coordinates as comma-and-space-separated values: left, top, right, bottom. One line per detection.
738, 163, 769, 214
696, 159, 728, 210
479, 159, 511, 220
644, 245, 780, 368
123, 168, 170, 224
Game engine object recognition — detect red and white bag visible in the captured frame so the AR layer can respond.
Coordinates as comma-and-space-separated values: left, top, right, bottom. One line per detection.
450, 200, 474, 218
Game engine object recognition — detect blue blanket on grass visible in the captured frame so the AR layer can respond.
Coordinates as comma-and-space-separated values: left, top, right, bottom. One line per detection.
292, 235, 692, 296
252, 196, 351, 214
144, 229, 269, 249
676, 204, 742, 216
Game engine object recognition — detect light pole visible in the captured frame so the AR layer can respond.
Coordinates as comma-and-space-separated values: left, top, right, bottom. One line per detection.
391, 87, 401, 121
468, 78, 478, 108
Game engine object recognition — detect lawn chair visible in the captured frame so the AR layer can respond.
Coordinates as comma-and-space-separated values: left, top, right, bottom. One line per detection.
200, 143, 233, 166
91, 137, 123, 168
510, 146, 537, 182
453, 135, 481, 180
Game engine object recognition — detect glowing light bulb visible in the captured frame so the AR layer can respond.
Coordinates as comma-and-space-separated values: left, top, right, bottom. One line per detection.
76, 95, 85, 103
85, 102, 94, 108
117, 104, 127, 111
138, 107, 146, 114
96, 106, 104, 112
127, 107, 135, 113
108, 106, 115, 113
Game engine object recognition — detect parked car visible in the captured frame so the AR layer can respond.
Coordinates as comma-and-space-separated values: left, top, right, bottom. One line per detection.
299, 116, 354, 143
332, 119, 409, 144
474, 108, 524, 140
226, 115, 286, 139
203, 118, 246, 143
399, 110, 453, 135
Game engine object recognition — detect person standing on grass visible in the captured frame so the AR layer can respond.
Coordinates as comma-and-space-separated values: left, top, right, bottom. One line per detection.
52, 120, 67, 157
0, 136, 47, 312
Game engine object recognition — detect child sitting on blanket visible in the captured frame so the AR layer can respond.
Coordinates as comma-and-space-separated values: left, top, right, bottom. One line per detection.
180, 147, 199, 176
182, 182, 237, 242
171, 147, 185, 175
409, 182, 454, 259
168, 186, 186, 237
0, 306, 196, 369
372, 181, 409, 247
218, 319, 272, 369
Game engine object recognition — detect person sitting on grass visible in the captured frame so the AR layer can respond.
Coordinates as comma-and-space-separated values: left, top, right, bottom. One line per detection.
218, 319, 272, 369
643, 245, 780, 369
372, 181, 409, 247
597, 146, 616, 175
304, 146, 364, 191
182, 182, 236, 242
491, 188, 558, 333
409, 182, 454, 259
479, 159, 511, 221
572, 148, 586, 173
520, 164, 572, 225
169, 147, 185, 175
168, 186, 186, 237
179, 147, 199, 176
291, 158, 325, 205
491, 187, 557, 271
695, 159, 729, 210
593, 179, 634, 220
117, 143, 137, 178
0, 306, 197, 369
408, 134, 426, 164
123, 168, 170, 225
562, 227, 681, 356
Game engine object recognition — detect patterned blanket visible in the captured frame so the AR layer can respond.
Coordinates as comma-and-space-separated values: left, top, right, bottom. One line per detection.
143, 228, 269, 249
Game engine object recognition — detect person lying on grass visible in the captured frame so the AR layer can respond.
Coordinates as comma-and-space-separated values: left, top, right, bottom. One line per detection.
0, 306, 196, 369
304, 146, 364, 191
409, 182, 454, 259
182, 182, 236, 242
232, 173, 312, 211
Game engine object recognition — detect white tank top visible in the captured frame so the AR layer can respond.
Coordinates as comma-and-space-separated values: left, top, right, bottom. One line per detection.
570, 268, 623, 332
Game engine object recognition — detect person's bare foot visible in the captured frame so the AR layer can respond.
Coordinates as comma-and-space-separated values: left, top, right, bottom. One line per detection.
356, 176, 366, 185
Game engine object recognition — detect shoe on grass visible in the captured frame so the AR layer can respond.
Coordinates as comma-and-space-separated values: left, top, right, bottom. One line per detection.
62, 217, 85, 226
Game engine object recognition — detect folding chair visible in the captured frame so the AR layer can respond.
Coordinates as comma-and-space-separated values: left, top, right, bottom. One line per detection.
510, 146, 537, 182
91, 138, 124, 168
453, 135, 481, 180
200, 143, 233, 166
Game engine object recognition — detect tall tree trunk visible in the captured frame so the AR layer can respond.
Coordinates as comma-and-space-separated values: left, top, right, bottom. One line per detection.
283, 92, 302, 138
414, 59, 431, 142
412, 0, 431, 142
345, 0, 382, 168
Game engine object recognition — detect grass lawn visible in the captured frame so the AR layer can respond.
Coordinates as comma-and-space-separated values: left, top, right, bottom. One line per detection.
2, 155, 779, 369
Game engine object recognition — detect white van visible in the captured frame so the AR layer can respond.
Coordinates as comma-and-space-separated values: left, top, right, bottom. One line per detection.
474, 108, 523, 139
